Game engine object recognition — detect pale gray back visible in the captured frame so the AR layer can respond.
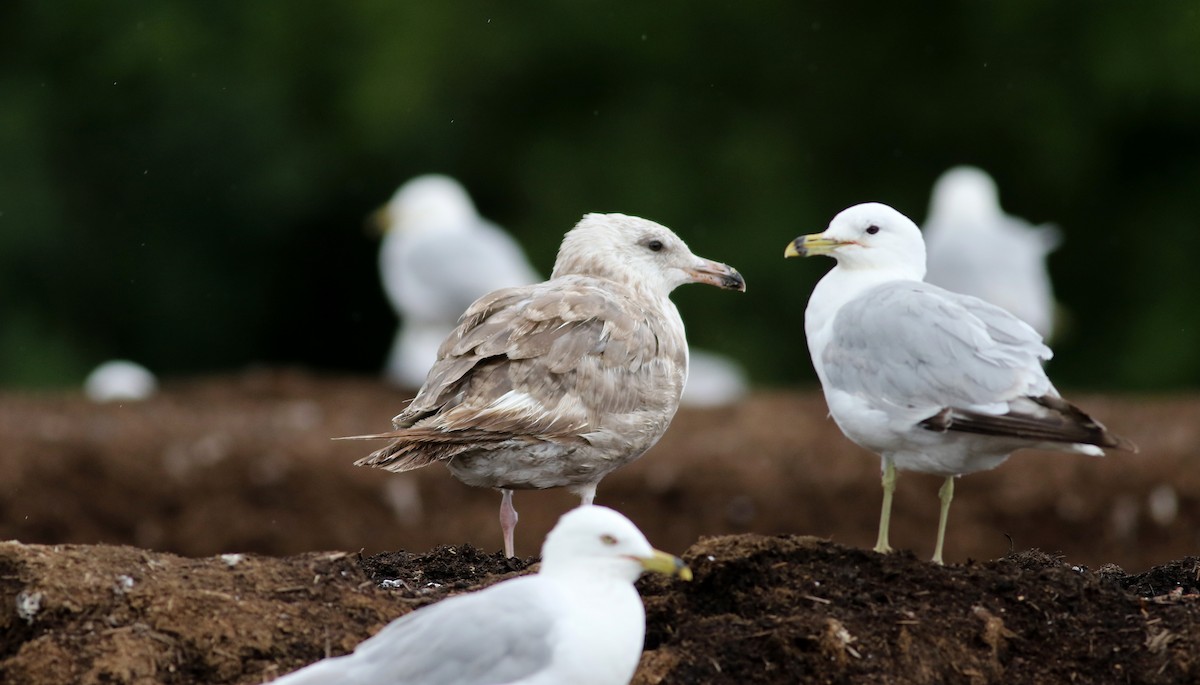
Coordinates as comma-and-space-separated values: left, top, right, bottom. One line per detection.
823, 280, 1052, 411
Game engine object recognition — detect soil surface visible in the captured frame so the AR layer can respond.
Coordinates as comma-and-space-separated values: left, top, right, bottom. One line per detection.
1, 369, 1198, 683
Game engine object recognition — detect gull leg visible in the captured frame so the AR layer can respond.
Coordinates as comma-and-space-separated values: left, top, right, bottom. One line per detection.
499, 489, 518, 558
875, 460, 897, 554
932, 476, 955, 565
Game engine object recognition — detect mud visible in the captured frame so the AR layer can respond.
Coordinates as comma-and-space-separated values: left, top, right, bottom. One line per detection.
0, 370, 1197, 683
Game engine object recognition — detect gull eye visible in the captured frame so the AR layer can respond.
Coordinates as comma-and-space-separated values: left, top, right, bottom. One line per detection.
865, 225, 880, 235
647, 239, 664, 252
600, 534, 618, 546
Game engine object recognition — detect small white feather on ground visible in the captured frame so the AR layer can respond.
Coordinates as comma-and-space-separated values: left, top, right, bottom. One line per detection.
270, 506, 691, 685
786, 202, 1133, 564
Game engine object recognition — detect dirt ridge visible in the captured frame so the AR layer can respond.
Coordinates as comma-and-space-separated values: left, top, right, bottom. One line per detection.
0, 537, 1197, 684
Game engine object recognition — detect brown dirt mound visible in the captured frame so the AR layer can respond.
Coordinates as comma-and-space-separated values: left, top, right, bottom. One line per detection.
1, 369, 1195, 571
1, 369, 1198, 683
638, 537, 1200, 684
0, 538, 1197, 684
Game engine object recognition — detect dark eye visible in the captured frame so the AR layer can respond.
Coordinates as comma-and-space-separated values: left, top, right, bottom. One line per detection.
600, 534, 618, 546
647, 240, 664, 252
866, 225, 880, 235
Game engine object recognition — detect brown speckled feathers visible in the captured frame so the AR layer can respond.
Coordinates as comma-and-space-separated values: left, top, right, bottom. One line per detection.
346, 212, 744, 495
354, 276, 686, 474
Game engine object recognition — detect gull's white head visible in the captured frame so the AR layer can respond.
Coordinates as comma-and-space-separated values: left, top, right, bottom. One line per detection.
540, 505, 692, 583
928, 166, 1002, 226
552, 213, 746, 297
785, 203, 926, 280
373, 174, 479, 235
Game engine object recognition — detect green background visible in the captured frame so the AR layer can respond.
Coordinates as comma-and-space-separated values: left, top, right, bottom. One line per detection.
3, 2, 1198, 390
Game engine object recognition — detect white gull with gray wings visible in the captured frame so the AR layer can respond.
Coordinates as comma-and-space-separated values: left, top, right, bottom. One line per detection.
786, 202, 1133, 564
270, 506, 691, 685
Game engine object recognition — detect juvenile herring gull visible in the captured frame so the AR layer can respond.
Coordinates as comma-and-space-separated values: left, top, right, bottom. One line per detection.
785, 202, 1134, 564
351, 212, 745, 557
372, 175, 748, 405
371, 174, 541, 388
271, 505, 691, 685
922, 166, 1062, 339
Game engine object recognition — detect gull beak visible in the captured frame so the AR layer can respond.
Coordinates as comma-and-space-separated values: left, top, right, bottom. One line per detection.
365, 205, 392, 236
637, 549, 693, 581
785, 233, 845, 258
686, 258, 747, 292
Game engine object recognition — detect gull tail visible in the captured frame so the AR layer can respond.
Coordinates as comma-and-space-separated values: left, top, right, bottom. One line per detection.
340, 426, 513, 472
336, 430, 441, 473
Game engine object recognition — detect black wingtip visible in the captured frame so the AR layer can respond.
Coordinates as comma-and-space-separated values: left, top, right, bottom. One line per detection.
919, 396, 1138, 454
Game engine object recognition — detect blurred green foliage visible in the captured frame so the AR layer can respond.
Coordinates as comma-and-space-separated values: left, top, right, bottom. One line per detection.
2, 1, 1198, 390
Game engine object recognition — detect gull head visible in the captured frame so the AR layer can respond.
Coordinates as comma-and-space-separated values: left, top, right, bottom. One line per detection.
785, 202, 926, 279
553, 213, 745, 296
370, 174, 479, 235
540, 505, 692, 583
928, 165, 1002, 226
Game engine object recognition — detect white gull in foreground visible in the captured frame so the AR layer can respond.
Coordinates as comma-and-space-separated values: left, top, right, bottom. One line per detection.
372, 174, 540, 388
786, 202, 1134, 564
922, 166, 1061, 339
271, 506, 691, 685
350, 213, 745, 557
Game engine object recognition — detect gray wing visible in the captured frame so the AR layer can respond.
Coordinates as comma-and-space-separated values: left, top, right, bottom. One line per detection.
823, 280, 1052, 413
274, 578, 557, 685
356, 275, 686, 471
924, 221, 1059, 338
825, 281, 1132, 450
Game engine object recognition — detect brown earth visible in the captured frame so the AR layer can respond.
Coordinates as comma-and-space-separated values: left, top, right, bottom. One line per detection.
1, 369, 1198, 683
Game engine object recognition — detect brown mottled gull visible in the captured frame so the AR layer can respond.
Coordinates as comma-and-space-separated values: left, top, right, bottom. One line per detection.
349, 212, 745, 556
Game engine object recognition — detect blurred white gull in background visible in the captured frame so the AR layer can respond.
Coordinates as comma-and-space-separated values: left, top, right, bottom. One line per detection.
84, 360, 157, 402
373, 174, 748, 406
680, 348, 748, 408
921, 166, 1061, 339
372, 174, 540, 389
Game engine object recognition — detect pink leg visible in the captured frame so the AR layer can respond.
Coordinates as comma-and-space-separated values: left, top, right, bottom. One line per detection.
499, 489, 518, 558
